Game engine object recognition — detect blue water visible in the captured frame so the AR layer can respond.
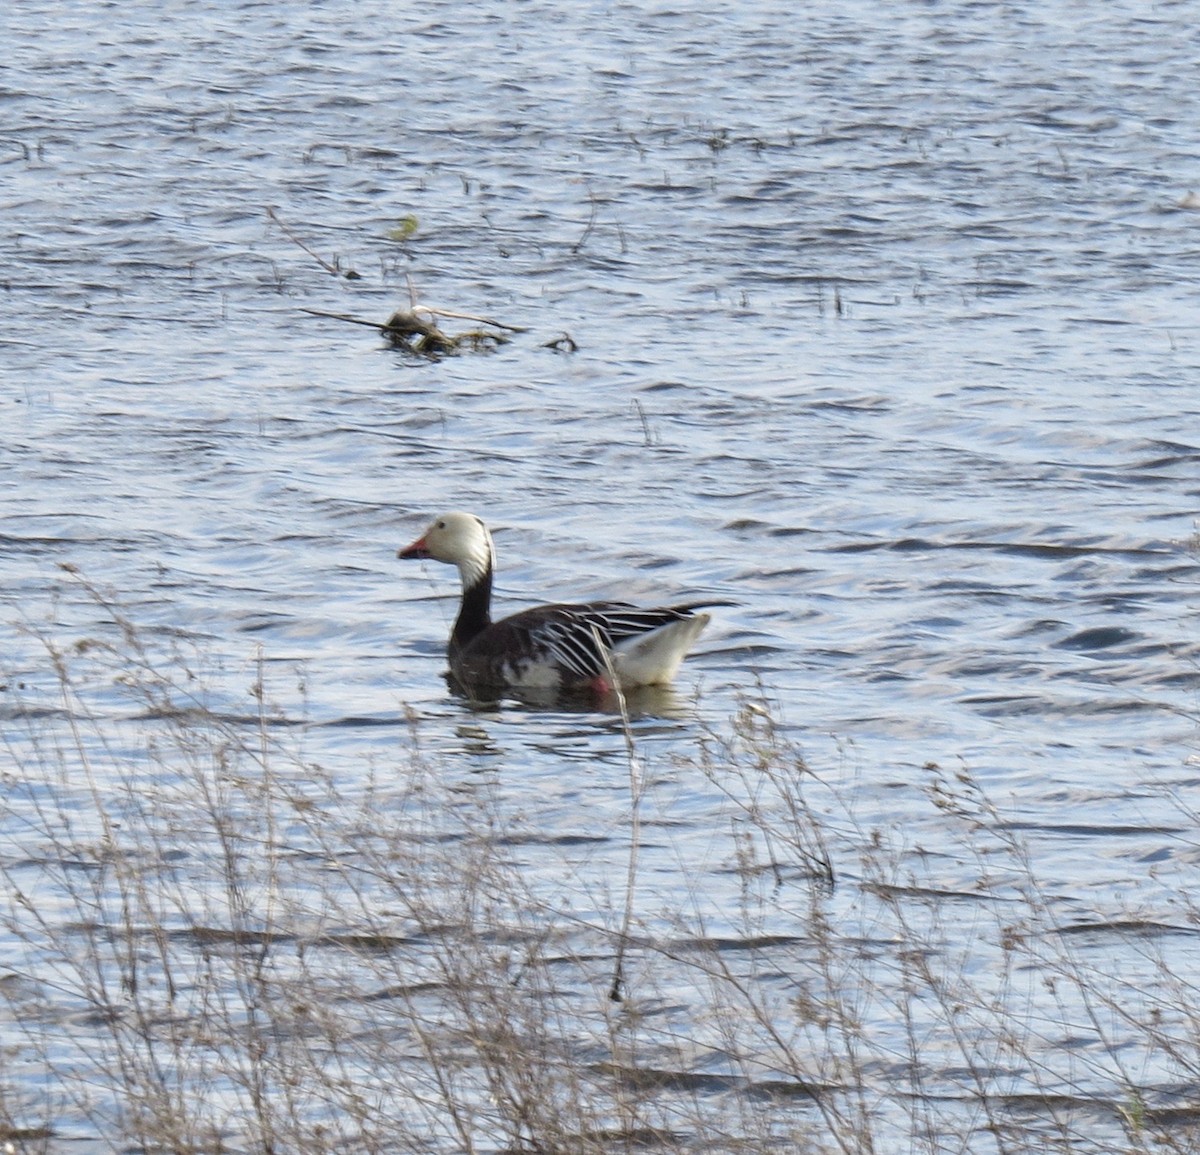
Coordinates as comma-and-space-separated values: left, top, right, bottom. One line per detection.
3, 0, 1200, 1149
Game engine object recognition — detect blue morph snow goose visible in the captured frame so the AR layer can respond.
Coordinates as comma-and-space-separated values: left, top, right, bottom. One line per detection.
398, 511, 713, 694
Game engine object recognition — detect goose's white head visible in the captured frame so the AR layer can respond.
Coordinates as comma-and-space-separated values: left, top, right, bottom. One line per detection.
398, 510, 495, 590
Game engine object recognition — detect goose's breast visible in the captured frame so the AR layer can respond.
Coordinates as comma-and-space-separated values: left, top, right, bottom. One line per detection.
452, 622, 570, 690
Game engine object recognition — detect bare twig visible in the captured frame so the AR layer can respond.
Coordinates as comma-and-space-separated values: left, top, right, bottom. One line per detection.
299, 307, 385, 331
573, 189, 599, 254
267, 206, 358, 278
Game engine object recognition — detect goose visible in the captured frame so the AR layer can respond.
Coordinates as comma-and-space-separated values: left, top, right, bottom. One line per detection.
398, 511, 714, 694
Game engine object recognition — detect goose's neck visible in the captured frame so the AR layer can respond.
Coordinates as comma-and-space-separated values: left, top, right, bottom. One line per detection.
450, 536, 494, 651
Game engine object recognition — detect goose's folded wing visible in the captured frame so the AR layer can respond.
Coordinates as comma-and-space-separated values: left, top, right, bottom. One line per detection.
575, 603, 707, 642
523, 608, 613, 682
525, 603, 706, 681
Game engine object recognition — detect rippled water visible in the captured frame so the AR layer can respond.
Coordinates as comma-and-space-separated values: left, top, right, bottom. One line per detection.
4, 0, 1200, 1149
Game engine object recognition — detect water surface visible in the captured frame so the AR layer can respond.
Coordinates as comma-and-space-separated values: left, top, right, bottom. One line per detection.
3, 0, 1200, 1149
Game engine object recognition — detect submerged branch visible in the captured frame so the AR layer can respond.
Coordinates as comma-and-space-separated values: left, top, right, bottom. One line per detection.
267, 206, 360, 279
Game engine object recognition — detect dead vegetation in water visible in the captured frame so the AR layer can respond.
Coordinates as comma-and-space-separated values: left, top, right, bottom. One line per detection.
267, 207, 569, 360
3, 586, 1200, 1153
298, 273, 530, 359
300, 298, 524, 358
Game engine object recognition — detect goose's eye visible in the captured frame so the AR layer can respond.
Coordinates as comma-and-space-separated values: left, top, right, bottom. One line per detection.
436, 520, 446, 529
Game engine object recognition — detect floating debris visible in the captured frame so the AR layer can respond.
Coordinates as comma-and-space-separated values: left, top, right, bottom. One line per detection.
301, 301, 525, 359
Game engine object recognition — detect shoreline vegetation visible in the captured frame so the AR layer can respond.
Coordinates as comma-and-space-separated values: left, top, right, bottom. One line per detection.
1, 584, 1198, 1154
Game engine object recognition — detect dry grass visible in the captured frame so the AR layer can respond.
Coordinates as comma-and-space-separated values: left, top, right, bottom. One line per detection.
1, 586, 1199, 1154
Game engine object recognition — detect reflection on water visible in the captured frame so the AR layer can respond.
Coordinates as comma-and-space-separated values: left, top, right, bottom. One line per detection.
452, 675, 701, 721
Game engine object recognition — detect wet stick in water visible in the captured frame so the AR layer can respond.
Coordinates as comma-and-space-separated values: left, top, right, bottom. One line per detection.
266, 205, 360, 279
